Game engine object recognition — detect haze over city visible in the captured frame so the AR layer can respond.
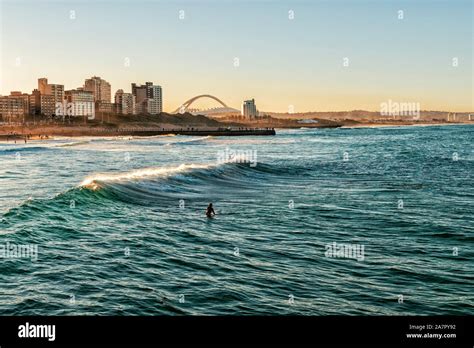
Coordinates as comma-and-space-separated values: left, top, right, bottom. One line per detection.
1, 0, 472, 112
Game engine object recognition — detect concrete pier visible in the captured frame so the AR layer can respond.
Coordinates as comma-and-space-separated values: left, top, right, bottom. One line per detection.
0, 127, 276, 139
119, 128, 276, 136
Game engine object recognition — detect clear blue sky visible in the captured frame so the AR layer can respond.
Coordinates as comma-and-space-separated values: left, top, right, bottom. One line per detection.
0, 0, 472, 112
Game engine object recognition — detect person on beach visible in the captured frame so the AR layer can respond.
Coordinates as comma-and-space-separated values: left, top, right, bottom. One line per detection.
206, 203, 216, 218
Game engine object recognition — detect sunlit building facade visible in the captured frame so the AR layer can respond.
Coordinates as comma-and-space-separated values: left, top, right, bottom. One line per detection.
29, 89, 55, 117
38, 78, 64, 104
131, 82, 162, 115
115, 89, 136, 115
84, 76, 112, 103
0, 96, 25, 121
64, 89, 95, 117
242, 99, 258, 118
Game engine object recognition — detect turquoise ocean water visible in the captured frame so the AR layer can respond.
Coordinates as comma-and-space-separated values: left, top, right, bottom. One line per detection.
0, 125, 472, 315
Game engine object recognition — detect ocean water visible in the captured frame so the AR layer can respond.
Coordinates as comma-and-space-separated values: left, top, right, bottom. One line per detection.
0, 125, 473, 315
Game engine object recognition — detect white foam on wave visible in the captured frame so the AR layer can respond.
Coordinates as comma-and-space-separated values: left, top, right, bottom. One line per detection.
80, 163, 214, 190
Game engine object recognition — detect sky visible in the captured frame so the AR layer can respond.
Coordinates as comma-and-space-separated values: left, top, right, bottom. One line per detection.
0, 0, 472, 112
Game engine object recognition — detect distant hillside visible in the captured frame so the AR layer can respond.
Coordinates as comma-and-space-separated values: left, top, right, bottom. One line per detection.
263, 110, 473, 121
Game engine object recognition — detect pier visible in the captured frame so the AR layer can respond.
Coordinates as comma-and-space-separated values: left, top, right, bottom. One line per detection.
0, 127, 276, 140
120, 128, 276, 137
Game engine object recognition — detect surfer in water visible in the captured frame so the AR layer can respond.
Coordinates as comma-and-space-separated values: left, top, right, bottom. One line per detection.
206, 203, 216, 218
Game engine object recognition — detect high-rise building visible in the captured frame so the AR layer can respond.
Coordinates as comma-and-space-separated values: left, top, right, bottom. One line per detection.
145, 98, 162, 115
149, 85, 162, 113
0, 96, 25, 121
64, 89, 95, 117
38, 78, 48, 94
28, 91, 39, 115
115, 89, 136, 115
84, 76, 111, 103
9, 91, 30, 115
242, 99, 258, 118
38, 78, 64, 104
134, 86, 148, 114
131, 82, 162, 115
29, 89, 55, 117
132, 83, 147, 114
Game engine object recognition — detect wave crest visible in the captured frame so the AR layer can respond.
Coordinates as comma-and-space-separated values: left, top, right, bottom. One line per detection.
80, 163, 214, 190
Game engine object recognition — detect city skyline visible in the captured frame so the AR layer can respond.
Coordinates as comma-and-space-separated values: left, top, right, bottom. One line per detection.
0, 76, 167, 118
0, 0, 472, 112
